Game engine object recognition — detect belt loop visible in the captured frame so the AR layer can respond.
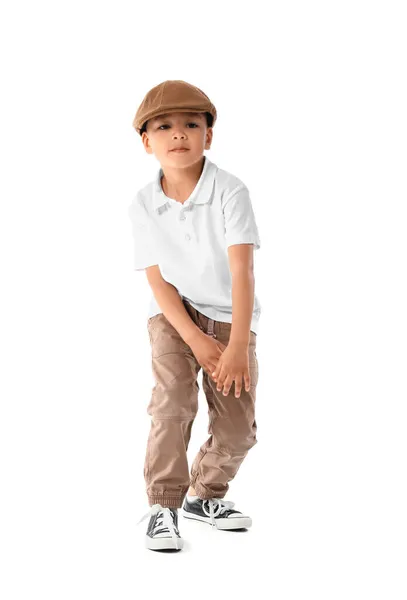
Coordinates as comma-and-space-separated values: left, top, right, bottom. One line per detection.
207, 318, 217, 339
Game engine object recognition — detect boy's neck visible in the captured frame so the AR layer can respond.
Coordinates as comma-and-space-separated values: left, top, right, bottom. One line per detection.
160, 155, 205, 204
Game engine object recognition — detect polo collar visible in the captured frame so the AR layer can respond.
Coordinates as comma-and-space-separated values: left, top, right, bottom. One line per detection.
152, 155, 216, 213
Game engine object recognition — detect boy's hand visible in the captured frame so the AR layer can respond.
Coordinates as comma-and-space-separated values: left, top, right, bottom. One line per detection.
211, 342, 251, 398
188, 331, 227, 380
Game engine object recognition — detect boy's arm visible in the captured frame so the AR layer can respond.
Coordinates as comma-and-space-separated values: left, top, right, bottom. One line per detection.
222, 183, 260, 347
145, 265, 202, 346
227, 244, 255, 347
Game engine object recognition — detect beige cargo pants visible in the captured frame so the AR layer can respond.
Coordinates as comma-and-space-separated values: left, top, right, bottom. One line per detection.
144, 298, 259, 508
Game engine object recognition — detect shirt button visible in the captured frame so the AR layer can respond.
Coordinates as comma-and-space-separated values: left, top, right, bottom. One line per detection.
180, 213, 186, 220
185, 233, 191, 241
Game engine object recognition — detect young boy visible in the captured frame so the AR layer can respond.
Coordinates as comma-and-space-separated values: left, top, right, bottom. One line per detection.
129, 80, 261, 551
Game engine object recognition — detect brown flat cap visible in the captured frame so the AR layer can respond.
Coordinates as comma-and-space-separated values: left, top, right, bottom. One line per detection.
132, 79, 217, 135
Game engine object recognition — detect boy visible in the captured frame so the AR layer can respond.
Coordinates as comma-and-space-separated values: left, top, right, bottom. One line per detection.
129, 80, 261, 551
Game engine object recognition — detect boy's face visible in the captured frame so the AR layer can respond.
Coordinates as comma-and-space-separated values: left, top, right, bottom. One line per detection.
141, 111, 213, 167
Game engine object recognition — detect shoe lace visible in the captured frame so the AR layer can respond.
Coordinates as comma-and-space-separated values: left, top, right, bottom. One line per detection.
202, 498, 236, 530
136, 504, 180, 549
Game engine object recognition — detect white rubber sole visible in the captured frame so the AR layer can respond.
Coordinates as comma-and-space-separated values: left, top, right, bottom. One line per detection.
181, 509, 252, 529
145, 535, 184, 550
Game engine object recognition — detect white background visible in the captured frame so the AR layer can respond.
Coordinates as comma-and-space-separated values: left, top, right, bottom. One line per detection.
1, 1, 406, 598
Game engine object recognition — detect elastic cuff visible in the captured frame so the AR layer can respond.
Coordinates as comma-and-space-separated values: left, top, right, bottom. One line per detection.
148, 495, 185, 508
191, 480, 227, 501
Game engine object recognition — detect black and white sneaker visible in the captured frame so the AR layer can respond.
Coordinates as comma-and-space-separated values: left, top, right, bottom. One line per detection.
181, 496, 252, 530
137, 504, 184, 551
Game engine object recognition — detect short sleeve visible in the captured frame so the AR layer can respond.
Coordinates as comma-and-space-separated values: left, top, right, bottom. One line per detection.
222, 184, 261, 250
128, 193, 159, 271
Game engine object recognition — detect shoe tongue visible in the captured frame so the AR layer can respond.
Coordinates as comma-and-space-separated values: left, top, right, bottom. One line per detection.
168, 508, 178, 523
155, 508, 178, 532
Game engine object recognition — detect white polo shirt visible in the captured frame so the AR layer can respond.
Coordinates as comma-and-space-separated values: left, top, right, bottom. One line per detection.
128, 155, 262, 334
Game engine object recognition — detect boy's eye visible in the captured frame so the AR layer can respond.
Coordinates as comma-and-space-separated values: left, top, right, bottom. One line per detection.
157, 122, 198, 130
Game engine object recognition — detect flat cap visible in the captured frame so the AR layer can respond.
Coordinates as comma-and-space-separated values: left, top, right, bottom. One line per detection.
132, 79, 217, 135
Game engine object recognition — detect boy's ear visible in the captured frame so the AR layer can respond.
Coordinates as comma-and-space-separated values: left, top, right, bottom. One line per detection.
205, 127, 213, 149
141, 132, 154, 154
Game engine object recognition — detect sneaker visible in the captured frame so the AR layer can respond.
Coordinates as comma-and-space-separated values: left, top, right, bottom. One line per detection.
137, 503, 184, 551
181, 496, 252, 530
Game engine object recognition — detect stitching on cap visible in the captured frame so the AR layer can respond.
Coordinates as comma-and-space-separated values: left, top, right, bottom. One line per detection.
159, 81, 166, 108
